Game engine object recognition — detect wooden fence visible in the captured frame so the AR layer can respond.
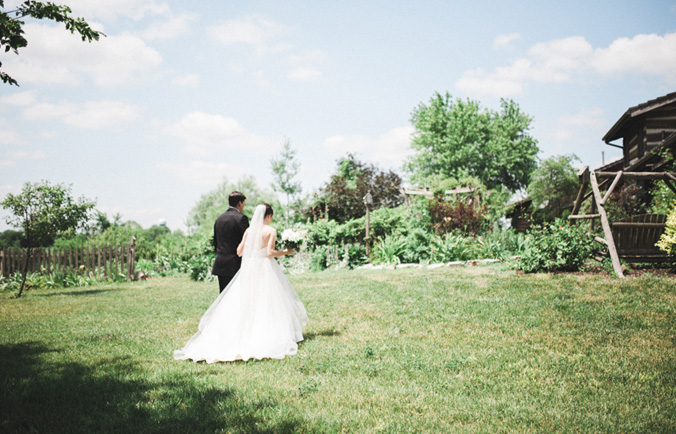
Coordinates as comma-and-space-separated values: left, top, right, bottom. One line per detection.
0, 238, 136, 281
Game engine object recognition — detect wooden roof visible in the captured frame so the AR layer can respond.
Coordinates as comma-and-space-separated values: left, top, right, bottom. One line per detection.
603, 91, 676, 144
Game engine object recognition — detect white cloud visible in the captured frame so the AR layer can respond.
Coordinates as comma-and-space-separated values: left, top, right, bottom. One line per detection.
591, 32, 676, 83
166, 111, 272, 155
543, 107, 608, 154
155, 160, 249, 187
172, 74, 200, 87
456, 32, 676, 97
0, 119, 25, 145
254, 70, 278, 93
209, 16, 291, 55
21, 99, 141, 129
3, 23, 163, 87
63, 101, 143, 129
141, 12, 197, 40
323, 126, 414, 169
558, 107, 605, 128
287, 49, 325, 82
58, 0, 169, 21
493, 33, 520, 50
0, 91, 38, 107
288, 67, 322, 82
5, 150, 48, 160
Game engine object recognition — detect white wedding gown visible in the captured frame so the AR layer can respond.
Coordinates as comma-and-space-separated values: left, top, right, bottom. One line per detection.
174, 206, 308, 363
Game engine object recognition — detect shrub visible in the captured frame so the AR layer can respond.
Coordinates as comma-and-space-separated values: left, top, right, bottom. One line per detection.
517, 219, 595, 273
373, 235, 407, 265
430, 233, 475, 262
656, 202, 676, 258
429, 194, 485, 235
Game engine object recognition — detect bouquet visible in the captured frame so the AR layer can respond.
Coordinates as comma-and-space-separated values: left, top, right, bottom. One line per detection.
279, 228, 307, 251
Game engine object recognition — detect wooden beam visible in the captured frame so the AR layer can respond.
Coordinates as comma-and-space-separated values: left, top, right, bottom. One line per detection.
596, 171, 676, 180
570, 183, 587, 217
600, 171, 623, 205
611, 222, 666, 229
594, 236, 608, 245
568, 214, 601, 220
590, 171, 624, 279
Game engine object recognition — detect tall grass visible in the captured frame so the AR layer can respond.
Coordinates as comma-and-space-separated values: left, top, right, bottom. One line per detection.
1, 267, 674, 433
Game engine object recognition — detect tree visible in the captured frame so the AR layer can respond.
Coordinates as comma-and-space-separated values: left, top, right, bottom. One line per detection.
270, 139, 302, 223
309, 154, 404, 223
186, 175, 279, 236
1, 0, 103, 86
526, 154, 581, 221
406, 92, 539, 192
1, 180, 95, 297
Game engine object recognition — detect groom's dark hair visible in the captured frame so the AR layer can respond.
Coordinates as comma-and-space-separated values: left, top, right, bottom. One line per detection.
229, 191, 246, 207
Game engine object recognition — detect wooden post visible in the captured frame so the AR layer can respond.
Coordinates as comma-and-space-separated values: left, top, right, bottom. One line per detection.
364, 192, 373, 261
601, 171, 623, 205
590, 171, 624, 278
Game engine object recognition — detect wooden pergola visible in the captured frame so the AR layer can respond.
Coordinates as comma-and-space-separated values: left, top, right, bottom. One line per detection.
568, 92, 676, 278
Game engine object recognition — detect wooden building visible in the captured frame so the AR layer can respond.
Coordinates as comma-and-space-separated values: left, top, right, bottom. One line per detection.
569, 91, 676, 278
602, 91, 676, 170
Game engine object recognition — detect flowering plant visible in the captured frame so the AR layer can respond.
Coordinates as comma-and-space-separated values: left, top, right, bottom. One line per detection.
279, 228, 307, 251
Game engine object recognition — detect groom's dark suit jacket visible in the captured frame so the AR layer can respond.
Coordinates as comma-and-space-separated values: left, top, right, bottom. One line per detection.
212, 207, 249, 277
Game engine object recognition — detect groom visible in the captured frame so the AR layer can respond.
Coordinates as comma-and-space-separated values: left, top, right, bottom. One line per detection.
212, 191, 249, 293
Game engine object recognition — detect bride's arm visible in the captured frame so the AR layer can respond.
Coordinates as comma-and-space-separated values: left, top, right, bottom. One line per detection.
267, 228, 292, 258
236, 229, 249, 257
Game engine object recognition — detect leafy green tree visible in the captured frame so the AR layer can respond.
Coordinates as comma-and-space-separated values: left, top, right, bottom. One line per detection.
526, 154, 581, 221
308, 154, 403, 223
1, 180, 94, 297
186, 175, 279, 236
1, 0, 104, 86
0, 229, 23, 248
270, 139, 302, 223
406, 92, 539, 192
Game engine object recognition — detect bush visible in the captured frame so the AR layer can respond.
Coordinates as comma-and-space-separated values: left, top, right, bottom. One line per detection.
656, 202, 676, 258
429, 194, 485, 235
430, 233, 476, 262
517, 219, 595, 273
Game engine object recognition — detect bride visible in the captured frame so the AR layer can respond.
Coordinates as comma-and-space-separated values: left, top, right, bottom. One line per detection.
174, 203, 309, 363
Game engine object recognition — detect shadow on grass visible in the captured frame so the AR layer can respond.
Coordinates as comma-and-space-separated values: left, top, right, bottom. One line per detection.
303, 328, 341, 342
35, 289, 115, 297
0, 342, 307, 434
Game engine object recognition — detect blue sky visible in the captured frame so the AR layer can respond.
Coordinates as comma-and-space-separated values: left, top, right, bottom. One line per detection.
1, 0, 675, 232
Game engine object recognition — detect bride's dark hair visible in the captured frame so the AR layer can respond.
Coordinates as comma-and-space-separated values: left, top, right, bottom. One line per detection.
262, 203, 274, 218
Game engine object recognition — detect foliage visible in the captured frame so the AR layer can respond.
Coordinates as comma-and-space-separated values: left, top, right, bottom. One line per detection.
650, 182, 676, 214
406, 92, 539, 192
603, 180, 652, 222
430, 233, 476, 262
517, 219, 596, 273
0, 0, 103, 86
186, 175, 279, 236
0, 268, 121, 292
428, 193, 485, 235
0, 229, 23, 248
270, 139, 302, 223
1, 180, 95, 297
307, 154, 403, 223
656, 202, 676, 258
373, 235, 407, 265
526, 154, 581, 221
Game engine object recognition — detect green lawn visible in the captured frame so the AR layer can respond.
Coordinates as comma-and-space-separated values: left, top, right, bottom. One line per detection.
1, 266, 675, 433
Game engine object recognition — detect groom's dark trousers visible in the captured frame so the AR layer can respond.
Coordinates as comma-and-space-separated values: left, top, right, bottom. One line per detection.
212, 207, 249, 293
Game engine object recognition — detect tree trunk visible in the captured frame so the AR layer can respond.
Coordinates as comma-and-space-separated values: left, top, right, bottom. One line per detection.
17, 246, 31, 298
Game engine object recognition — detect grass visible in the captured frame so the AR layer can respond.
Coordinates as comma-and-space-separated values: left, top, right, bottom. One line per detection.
0, 265, 675, 433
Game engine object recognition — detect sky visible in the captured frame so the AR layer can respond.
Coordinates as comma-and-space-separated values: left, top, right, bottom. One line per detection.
1, 0, 675, 232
